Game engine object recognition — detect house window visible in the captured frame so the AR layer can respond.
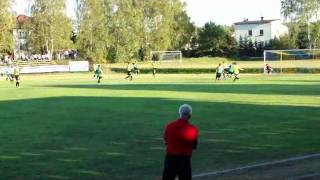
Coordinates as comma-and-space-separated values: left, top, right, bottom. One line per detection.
260, 29, 264, 36
248, 30, 252, 36
19, 31, 26, 39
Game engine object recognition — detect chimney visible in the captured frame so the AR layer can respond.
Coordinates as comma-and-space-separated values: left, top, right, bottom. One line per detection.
261, 16, 264, 21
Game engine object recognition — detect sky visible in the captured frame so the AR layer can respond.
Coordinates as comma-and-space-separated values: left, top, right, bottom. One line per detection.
12, 0, 283, 26
12, 0, 76, 19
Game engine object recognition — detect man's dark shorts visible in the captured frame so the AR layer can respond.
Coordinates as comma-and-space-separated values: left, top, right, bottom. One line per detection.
216, 73, 222, 79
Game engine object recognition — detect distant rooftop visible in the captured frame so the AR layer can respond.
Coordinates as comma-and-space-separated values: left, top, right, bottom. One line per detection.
234, 17, 279, 25
16, 15, 29, 24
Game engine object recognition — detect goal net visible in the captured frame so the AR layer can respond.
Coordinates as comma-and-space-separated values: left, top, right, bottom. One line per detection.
150, 51, 182, 63
263, 49, 320, 73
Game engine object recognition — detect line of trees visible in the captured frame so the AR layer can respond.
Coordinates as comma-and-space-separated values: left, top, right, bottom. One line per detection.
1, 0, 320, 62
75, 0, 195, 63
27, 0, 74, 55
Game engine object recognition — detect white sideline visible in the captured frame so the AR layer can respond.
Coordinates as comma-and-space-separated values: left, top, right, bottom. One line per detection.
289, 173, 320, 180
193, 153, 320, 179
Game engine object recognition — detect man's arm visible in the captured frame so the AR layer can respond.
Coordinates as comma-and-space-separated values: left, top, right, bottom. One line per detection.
164, 126, 168, 146
193, 128, 198, 149
193, 139, 198, 149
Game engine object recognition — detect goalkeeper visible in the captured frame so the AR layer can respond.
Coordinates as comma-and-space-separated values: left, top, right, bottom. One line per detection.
93, 65, 103, 84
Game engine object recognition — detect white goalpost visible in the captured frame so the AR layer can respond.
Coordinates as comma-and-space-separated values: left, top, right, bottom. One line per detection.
263, 49, 320, 74
150, 51, 182, 63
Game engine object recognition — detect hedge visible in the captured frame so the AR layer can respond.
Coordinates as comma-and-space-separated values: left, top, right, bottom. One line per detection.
110, 68, 320, 74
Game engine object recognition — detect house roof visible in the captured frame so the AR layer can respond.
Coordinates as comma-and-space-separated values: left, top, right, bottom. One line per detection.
16, 15, 29, 24
234, 19, 279, 25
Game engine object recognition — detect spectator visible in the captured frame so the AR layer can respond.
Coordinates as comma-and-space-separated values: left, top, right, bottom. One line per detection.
162, 104, 198, 180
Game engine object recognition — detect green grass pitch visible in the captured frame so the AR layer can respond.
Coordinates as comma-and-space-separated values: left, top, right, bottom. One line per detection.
0, 73, 319, 180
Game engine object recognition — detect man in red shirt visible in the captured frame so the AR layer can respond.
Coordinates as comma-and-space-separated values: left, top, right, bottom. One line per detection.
162, 104, 198, 180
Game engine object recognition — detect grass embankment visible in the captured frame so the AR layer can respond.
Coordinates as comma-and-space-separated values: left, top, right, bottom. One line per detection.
106, 57, 320, 74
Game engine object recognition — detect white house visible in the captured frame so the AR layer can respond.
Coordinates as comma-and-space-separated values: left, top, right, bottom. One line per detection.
234, 17, 288, 43
13, 15, 30, 59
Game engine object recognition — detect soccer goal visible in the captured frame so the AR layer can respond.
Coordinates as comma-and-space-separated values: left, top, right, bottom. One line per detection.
263, 49, 320, 73
150, 51, 182, 63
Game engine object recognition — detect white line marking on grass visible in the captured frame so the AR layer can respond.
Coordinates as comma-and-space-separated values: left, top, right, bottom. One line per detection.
193, 153, 320, 179
289, 173, 320, 180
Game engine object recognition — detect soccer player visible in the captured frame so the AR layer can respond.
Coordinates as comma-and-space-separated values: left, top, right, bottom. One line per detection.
215, 63, 224, 82
162, 104, 198, 180
125, 62, 133, 81
222, 61, 227, 79
5, 66, 12, 81
265, 64, 272, 74
133, 61, 140, 75
94, 65, 103, 84
226, 63, 234, 78
13, 66, 20, 88
233, 62, 242, 82
9, 66, 14, 82
152, 61, 157, 78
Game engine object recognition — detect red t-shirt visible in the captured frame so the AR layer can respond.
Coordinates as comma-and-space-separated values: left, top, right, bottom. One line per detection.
164, 118, 198, 156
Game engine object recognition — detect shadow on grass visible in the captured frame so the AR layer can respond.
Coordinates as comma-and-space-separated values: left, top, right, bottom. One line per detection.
0, 96, 319, 180
43, 83, 320, 96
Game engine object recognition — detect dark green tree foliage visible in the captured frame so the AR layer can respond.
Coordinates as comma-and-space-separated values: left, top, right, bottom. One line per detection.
197, 22, 237, 57
297, 25, 310, 48
256, 41, 265, 56
238, 36, 260, 57
247, 39, 254, 56
268, 34, 297, 50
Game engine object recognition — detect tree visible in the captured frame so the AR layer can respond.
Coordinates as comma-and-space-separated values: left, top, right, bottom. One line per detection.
268, 35, 297, 50
76, 0, 112, 63
296, 25, 310, 48
197, 22, 237, 57
256, 41, 265, 57
0, 0, 14, 53
170, 0, 196, 50
107, 0, 141, 62
247, 39, 254, 56
76, 0, 194, 63
281, 0, 320, 48
311, 21, 320, 47
136, 0, 176, 61
29, 0, 73, 57
281, 0, 320, 23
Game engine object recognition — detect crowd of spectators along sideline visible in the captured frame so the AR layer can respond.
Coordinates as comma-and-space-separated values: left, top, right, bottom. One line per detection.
0, 50, 78, 65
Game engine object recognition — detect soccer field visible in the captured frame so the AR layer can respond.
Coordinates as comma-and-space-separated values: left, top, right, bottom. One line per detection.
0, 73, 319, 180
